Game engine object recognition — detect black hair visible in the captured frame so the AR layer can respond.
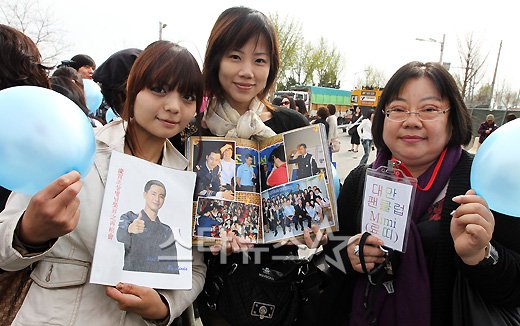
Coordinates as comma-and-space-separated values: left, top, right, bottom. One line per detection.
372, 61, 472, 152
144, 180, 166, 197
268, 144, 286, 163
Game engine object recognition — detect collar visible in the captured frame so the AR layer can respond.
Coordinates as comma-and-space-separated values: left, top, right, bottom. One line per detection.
95, 120, 188, 170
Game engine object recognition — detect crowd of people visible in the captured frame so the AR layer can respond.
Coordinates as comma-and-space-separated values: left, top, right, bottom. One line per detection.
1, 4, 519, 326
195, 199, 259, 242
262, 184, 331, 237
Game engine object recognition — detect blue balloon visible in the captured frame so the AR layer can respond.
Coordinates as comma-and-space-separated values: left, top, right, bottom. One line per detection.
105, 107, 117, 123
83, 79, 103, 115
471, 118, 520, 217
0, 86, 96, 195
331, 165, 341, 199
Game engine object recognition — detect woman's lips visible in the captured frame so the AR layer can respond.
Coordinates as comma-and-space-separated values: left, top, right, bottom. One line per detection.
401, 135, 424, 143
234, 82, 254, 90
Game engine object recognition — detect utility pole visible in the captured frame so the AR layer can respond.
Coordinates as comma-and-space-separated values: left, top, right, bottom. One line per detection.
415, 33, 446, 64
439, 33, 446, 64
159, 21, 167, 40
489, 40, 503, 110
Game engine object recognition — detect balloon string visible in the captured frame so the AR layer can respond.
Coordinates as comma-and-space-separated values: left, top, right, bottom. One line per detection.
391, 147, 447, 192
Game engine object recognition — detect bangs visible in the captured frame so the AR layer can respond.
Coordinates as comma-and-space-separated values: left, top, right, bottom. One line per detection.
224, 13, 274, 54
143, 48, 203, 98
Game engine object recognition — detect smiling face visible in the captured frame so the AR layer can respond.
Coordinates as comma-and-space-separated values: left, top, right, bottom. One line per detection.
382, 77, 452, 176
133, 86, 196, 141
144, 184, 166, 214
218, 36, 270, 113
206, 152, 221, 170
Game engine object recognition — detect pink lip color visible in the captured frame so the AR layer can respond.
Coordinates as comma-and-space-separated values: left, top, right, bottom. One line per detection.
235, 82, 254, 89
158, 118, 178, 126
401, 135, 424, 143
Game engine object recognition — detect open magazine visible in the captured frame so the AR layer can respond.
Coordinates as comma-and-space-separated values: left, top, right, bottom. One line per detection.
90, 151, 196, 290
187, 124, 338, 245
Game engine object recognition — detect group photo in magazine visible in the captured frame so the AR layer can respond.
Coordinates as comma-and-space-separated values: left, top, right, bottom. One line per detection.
187, 124, 338, 244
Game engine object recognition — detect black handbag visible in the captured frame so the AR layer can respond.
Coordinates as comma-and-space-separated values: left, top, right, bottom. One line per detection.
452, 272, 520, 326
203, 252, 328, 326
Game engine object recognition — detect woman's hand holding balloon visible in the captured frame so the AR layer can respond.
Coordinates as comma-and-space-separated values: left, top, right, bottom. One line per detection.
451, 189, 495, 265
18, 171, 82, 245
105, 283, 169, 320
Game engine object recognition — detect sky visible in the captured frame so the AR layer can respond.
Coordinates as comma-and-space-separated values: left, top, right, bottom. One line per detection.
38, 0, 519, 93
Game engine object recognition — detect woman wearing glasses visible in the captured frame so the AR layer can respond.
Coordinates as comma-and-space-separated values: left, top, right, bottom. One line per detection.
320, 61, 520, 325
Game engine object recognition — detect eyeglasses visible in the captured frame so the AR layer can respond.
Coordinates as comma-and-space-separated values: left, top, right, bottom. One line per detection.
383, 107, 450, 122
281, 101, 290, 105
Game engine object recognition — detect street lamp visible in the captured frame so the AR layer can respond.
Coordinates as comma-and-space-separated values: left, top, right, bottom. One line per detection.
416, 33, 445, 64
159, 21, 167, 40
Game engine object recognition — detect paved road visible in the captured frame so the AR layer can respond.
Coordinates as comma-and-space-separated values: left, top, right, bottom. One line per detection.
332, 130, 376, 183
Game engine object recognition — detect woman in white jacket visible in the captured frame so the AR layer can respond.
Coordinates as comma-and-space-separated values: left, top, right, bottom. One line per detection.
357, 112, 375, 166
0, 41, 206, 325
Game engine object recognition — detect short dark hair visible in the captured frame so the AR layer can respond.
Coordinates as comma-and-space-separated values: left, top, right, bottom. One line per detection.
317, 107, 329, 119
372, 61, 472, 153
245, 153, 254, 160
298, 143, 307, 149
69, 54, 96, 70
144, 179, 166, 197
327, 104, 336, 115
268, 144, 286, 163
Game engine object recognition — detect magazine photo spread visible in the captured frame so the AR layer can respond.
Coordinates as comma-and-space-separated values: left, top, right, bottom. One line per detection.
187, 124, 339, 245
90, 151, 196, 290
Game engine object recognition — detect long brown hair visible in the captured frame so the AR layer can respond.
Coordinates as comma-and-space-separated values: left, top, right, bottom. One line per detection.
203, 7, 280, 113
122, 41, 203, 157
0, 24, 51, 90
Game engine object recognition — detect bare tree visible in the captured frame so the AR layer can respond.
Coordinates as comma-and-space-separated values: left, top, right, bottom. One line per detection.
356, 65, 386, 89
0, 0, 67, 65
457, 33, 487, 103
494, 80, 520, 109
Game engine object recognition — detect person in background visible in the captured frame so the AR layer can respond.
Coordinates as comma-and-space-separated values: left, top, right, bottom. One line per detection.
59, 54, 96, 80
295, 98, 309, 118
348, 106, 363, 152
505, 113, 517, 123
478, 114, 498, 145
356, 111, 374, 166
0, 24, 51, 213
281, 95, 297, 111
280, 96, 291, 108
320, 61, 520, 326
271, 96, 282, 106
93, 48, 142, 123
326, 104, 339, 155
197, 7, 323, 325
51, 66, 103, 127
0, 40, 207, 325
313, 106, 330, 136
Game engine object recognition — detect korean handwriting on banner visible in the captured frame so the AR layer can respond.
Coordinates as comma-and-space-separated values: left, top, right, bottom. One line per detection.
108, 168, 125, 240
361, 174, 413, 252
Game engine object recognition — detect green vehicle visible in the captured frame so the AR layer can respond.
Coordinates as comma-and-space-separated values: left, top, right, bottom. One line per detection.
275, 85, 352, 114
